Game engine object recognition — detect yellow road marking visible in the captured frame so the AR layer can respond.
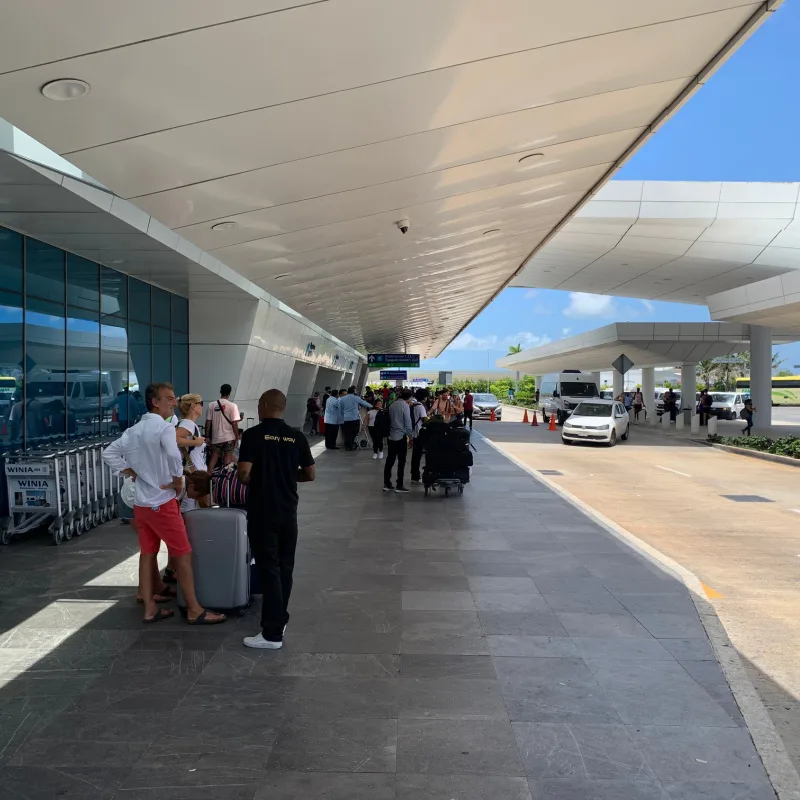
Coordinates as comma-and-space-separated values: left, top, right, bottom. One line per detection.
702, 582, 724, 599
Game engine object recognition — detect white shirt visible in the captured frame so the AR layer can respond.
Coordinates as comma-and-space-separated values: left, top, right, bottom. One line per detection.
324, 395, 341, 425
178, 419, 206, 472
367, 408, 380, 426
102, 413, 183, 508
411, 401, 427, 439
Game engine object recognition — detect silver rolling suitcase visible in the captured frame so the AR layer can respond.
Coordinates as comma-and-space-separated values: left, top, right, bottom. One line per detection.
177, 507, 251, 614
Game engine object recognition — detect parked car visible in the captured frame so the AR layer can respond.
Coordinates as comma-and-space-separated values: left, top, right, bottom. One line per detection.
655, 388, 681, 416
472, 393, 502, 420
709, 392, 746, 420
561, 399, 630, 447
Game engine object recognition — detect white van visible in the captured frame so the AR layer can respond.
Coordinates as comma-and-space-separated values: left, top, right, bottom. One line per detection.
709, 391, 746, 420
539, 371, 600, 425
654, 387, 681, 416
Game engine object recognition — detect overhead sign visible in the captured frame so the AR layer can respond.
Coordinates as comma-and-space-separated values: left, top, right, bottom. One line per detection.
612, 354, 634, 376
438, 371, 453, 385
380, 370, 407, 380
5, 463, 51, 477
368, 353, 420, 369
712, 356, 745, 365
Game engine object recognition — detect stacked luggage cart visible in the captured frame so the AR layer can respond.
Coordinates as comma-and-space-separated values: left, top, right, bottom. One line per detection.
419, 422, 474, 497
1, 437, 121, 546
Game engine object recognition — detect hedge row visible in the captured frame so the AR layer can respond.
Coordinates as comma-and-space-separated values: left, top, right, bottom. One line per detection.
708, 434, 800, 459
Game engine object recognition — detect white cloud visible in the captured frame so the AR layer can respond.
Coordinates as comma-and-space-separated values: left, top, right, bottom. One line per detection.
563, 292, 618, 319
532, 303, 553, 316
448, 332, 499, 350
524, 289, 538, 299
449, 331, 550, 351
641, 299, 655, 313
562, 327, 571, 337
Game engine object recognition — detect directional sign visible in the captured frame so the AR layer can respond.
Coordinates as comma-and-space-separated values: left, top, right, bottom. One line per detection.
713, 356, 745, 365
611, 354, 634, 375
380, 370, 407, 380
368, 353, 420, 369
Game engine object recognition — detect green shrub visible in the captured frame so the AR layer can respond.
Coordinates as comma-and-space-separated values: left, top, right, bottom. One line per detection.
708, 433, 800, 459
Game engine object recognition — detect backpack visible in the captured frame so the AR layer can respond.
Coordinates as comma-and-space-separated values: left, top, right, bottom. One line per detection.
376, 408, 391, 437
739, 408, 749, 420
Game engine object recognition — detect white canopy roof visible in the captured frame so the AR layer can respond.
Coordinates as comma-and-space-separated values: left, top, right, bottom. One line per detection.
0, 0, 776, 356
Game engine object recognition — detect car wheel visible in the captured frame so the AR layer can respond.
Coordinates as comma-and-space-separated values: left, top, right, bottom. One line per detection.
561, 436, 573, 446
621, 425, 629, 441
607, 430, 617, 447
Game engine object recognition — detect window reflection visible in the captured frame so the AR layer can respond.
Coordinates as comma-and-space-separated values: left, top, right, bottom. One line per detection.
0, 291, 23, 449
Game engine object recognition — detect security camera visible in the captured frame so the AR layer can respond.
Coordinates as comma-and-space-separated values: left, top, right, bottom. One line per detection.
396, 218, 410, 234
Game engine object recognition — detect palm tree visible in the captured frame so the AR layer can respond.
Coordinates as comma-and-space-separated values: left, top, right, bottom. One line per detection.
697, 359, 717, 389
507, 343, 523, 356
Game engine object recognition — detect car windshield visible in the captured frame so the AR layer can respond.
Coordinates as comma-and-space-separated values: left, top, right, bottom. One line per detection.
573, 402, 613, 417
473, 394, 498, 403
711, 393, 735, 403
561, 382, 598, 397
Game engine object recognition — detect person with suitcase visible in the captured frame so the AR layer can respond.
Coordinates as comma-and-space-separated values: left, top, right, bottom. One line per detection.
102, 382, 226, 626
237, 389, 316, 649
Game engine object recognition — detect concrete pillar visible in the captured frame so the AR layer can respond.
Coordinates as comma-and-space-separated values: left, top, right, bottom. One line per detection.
680, 363, 697, 410
749, 325, 772, 428
612, 369, 623, 400
535, 376, 543, 405
284, 361, 318, 429
641, 367, 655, 423
590, 373, 601, 395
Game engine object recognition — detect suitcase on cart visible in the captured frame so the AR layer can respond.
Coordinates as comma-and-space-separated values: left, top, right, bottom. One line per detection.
177, 507, 251, 615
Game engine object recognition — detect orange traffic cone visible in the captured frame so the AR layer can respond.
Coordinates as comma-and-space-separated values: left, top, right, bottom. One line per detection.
522, 408, 529, 424
318, 417, 325, 434
489, 408, 496, 422
548, 413, 557, 431
531, 410, 538, 427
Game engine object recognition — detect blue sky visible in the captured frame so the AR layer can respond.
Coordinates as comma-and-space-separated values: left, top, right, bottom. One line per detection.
423, 2, 800, 374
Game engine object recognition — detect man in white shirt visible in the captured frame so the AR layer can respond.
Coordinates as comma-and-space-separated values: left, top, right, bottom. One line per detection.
409, 388, 429, 484
206, 383, 240, 472
323, 390, 341, 450
103, 382, 226, 626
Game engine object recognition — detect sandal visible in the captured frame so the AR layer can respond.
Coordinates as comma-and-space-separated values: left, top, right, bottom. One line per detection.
187, 609, 226, 626
143, 608, 174, 624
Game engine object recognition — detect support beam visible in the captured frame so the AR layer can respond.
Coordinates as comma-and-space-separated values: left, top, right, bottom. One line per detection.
680, 363, 697, 410
749, 325, 773, 429
641, 367, 655, 421
612, 369, 624, 400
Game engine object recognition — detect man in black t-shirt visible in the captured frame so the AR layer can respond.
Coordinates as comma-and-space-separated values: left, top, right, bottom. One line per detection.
237, 389, 315, 649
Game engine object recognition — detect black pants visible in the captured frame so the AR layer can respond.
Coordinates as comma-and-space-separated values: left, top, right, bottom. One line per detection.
411, 436, 424, 481
463, 409, 473, 428
309, 412, 319, 435
369, 426, 383, 453
324, 422, 339, 449
384, 437, 407, 488
342, 419, 360, 450
248, 515, 298, 642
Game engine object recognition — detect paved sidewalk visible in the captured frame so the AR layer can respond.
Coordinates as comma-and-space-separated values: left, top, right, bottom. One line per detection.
0, 435, 775, 799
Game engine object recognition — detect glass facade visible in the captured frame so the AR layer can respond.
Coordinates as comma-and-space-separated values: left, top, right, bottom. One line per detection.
0, 225, 189, 450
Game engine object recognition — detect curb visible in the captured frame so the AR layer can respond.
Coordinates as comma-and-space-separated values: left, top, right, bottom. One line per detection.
475, 430, 800, 800
707, 442, 800, 469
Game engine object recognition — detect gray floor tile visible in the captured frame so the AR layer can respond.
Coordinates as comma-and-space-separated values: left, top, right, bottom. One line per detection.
472, 593, 550, 613
632, 612, 708, 639
467, 577, 538, 593
528, 777, 665, 800
487, 635, 579, 658
479, 611, 567, 637
633, 725, 769, 783
397, 560, 467, 577
267, 716, 397, 773
586, 659, 737, 727
400, 677, 509, 719
402, 591, 476, 611
278, 631, 401, 654
253, 772, 395, 800
618, 593, 699, 615
395, 773, 533, 799
493, 657, 622, 723
397, 719, 524, 776
464, 563, 532, 577
661, 781, 777, 799
402, 575, 471, 592
400, 654, 496, 679
555, 612, 653, 638
402, 611, 489, 656
512, 722, 657, 781
0, 765, 129, 800
657, 637, 716, 661
571, 636, 675, 661
542, 591, 627, 614
203, 650, 399, 679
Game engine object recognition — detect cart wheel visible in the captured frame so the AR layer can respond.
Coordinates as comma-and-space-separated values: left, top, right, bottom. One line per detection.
458, 485, 464, 494
360, 440, 368, 448
52, 525, 64, 546
110, 504, 119, 519
64, 521, 74, 540
0, 528, 12, 546
100, 509, 108, 523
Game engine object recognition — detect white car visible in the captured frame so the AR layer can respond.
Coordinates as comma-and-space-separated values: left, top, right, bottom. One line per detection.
561, 399, 630, 447
709, 392, 746, 420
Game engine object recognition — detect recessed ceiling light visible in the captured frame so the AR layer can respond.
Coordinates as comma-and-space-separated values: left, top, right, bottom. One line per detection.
211, 221, 237, 231
518, 152, 545, 163
483, 229, 500, 235
40, 78, 90, 101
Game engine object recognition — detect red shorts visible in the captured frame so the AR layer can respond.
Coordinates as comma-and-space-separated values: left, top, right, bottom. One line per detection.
133, 500, 192, 556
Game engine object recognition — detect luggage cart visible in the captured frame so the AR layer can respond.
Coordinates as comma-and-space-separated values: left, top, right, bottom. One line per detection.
355, 411, 370, 449
2, 450, 69, 545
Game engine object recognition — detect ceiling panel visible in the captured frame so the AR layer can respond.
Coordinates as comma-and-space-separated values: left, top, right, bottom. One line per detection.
0, 0, 773, 355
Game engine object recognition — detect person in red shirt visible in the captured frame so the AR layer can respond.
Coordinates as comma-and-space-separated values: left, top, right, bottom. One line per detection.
462, 389, 474, 429
382, 385, 390, 401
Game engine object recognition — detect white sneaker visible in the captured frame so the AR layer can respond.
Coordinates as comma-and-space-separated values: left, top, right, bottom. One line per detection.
372, 453, 378, 460
379, 451, 384, 460
243, 633, 282, 650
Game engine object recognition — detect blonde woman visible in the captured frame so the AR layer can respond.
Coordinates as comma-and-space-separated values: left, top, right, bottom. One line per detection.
177, 394, 207, 473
